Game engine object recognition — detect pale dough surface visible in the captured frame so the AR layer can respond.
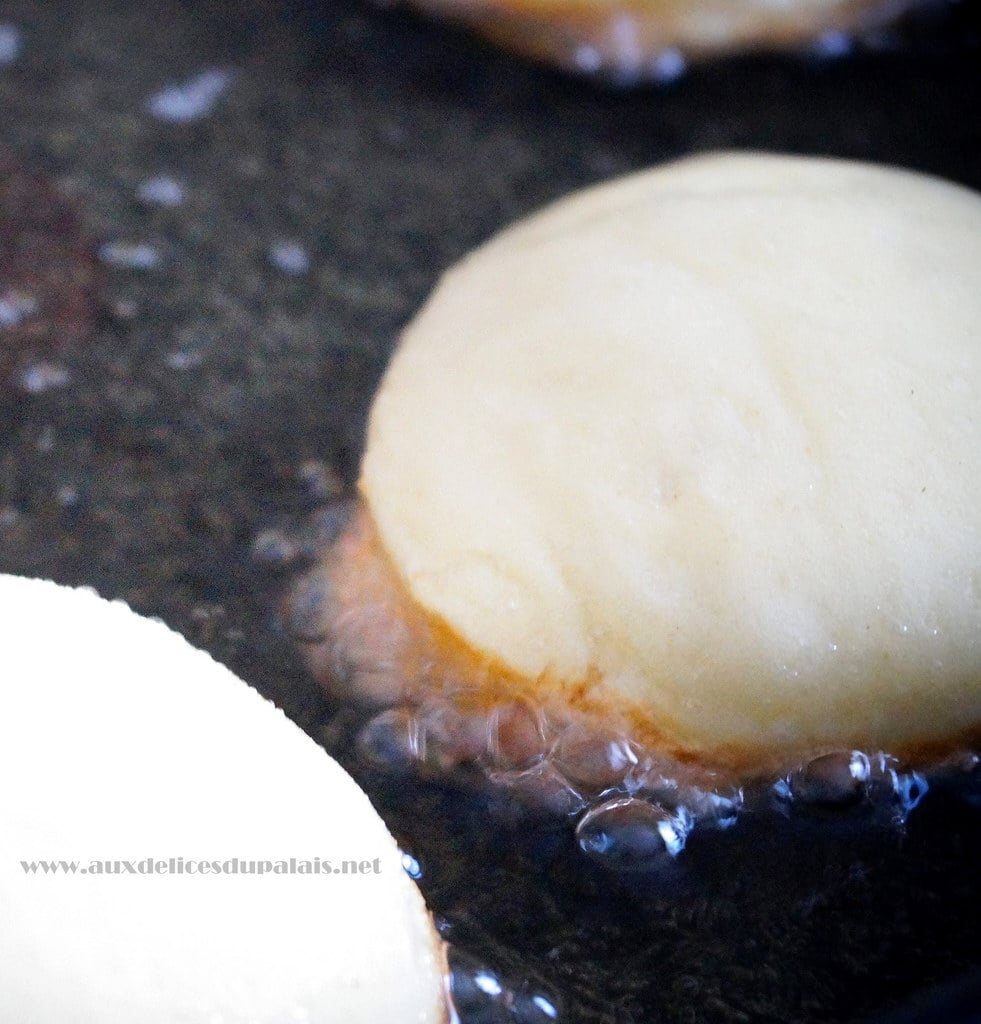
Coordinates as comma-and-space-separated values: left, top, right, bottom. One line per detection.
0, 574, 445, 1024
362, 153, 981, 763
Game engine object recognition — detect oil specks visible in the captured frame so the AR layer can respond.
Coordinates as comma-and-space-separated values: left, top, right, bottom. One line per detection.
146, 68, 236, 123
17, 361, 71, 394
163, 346, 204, 371
649, 47, 687, 83
0, 23, 22, 65
98, 240, 162, 270
136, 175, 186, 208
267, 239, 310, 276
809, 30, 854, 58
0, 287, 37, 327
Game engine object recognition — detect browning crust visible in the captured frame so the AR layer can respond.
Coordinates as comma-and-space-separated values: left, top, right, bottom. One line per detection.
298, 500, 980, 783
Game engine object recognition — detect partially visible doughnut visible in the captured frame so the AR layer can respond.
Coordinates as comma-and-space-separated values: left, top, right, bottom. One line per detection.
0, 574, 447, 1024
405, 0, 921, 77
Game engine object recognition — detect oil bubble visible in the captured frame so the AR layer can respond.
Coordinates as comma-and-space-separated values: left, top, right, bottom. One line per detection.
297, 459, 343, 501
650, 47, 687, 82
357, 707, 422, 772
576, 796, 691, 870
810, 30, 854, 57
488, 762, 586, 817
0, 288, 38, 327
573, 45, 602, 74
285, 576, 330, 642
55, 483, 80, 508
400, 849, 422, 880
0, 23, 21, 64
98, 241, 161, 270
250, 528, 305, 571
448, 950, 511, 1024
136, 175, 185, 208
410, 705, 474, 772
0, 506, 20, 530
306, 499, 355, 546
870, 753, 929, 821
484, 700, 547, 771
164, 347, 204, 371
551, 722, 640, 792
789, 751, 871, 806
147, 68, 236, 123
18, 361, 70, 394
681, 785, 743, 829
268, 240, 310, 276
891, 770, 928, 816
512, 985, 562, 1024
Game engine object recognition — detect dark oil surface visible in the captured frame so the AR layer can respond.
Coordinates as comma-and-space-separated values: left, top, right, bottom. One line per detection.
0, 1, 979, 1021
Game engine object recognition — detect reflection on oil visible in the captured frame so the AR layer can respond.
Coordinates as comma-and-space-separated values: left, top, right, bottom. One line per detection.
146, 67, 236, 123
0, 22, 21, 65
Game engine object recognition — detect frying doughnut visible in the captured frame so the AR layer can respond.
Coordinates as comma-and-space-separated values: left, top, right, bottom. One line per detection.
301, 153, 981, 790
0, 574, 447, 1023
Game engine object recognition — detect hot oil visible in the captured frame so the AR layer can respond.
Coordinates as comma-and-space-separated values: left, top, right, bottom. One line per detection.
0, 0, 978, 1020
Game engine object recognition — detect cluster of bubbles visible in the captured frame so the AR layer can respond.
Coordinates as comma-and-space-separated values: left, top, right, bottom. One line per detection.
446, 948, 561, 1024
350, 693, 963, 873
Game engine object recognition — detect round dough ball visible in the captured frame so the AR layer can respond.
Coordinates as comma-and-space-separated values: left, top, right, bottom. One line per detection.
407, 0, 919, 78
0, 575, 446, 1024
361, 152, 981, 770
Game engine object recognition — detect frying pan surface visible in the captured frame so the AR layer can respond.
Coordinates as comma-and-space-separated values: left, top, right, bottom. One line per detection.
0, 1, 979, 1020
